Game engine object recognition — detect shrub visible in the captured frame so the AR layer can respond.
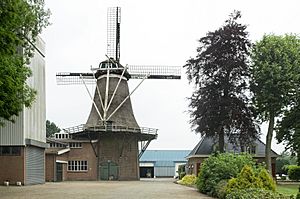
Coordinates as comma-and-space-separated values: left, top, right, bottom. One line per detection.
196, 153, 255, 197
178, 164, 186, 180
258, 168, 276, 191
296, 185, 300, 199
215, 180, 228, 199
226, 165, 263, 194
225, 188, 293, 199
179, 174, 197, 186
226, 165, 276, 195
287, 165, 300, 181
282, 164, 292, 174
179, 172, 186, 180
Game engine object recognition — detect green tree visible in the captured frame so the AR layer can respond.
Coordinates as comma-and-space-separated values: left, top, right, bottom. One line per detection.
46, 120, 60, 138
250, 34, 300, 171
184, 11, 259, 152
276, 104, 300, 165
276, 151, 298, 175
0, 0, 50, 126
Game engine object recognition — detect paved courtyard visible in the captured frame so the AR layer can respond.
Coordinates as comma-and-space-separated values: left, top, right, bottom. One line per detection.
0, 178, 212, 199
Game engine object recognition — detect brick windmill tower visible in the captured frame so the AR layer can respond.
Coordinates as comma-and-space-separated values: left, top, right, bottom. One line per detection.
56, 7, 181, 180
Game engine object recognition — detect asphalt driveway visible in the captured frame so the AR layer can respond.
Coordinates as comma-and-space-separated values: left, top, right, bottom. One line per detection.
0, 178, 212, 199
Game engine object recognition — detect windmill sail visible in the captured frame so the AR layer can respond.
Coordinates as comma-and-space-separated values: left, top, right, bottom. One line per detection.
107, 7, 121, 61
56, 65, 181, 85
128, 65, 181, 79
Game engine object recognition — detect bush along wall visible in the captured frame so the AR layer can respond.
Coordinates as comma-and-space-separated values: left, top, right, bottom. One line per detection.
196, 153, 255, 197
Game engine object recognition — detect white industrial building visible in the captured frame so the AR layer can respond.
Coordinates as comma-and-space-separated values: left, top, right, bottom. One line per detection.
0, 37, 47, 185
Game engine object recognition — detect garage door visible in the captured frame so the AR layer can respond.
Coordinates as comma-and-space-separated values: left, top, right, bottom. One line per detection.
25, 146, 45, 185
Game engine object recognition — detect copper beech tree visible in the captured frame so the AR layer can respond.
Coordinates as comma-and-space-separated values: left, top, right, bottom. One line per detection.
184, 11, 259, 152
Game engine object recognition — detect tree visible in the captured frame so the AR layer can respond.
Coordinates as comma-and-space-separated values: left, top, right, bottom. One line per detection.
275, 151, 298, 175
250, 34, 300, 171
46, 120, 61, 138
276, 104, 300, 165
0, 0, 50, 126
184, 11, 259, 152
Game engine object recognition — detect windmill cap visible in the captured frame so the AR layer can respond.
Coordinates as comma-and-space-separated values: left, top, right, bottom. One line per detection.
95, 59, 131, 79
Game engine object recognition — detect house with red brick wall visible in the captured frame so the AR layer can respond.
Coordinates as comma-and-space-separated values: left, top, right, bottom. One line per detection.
186, 136, 278, 177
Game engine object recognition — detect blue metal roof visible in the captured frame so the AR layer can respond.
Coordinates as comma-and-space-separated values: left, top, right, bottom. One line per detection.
155, 161, 174, 167
140, 150, 190, 162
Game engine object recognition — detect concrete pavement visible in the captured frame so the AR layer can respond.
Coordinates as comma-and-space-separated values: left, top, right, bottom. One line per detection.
0, 178, 212, 199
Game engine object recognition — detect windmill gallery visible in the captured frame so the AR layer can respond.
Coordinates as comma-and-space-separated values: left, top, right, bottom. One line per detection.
46, 7, 181, 181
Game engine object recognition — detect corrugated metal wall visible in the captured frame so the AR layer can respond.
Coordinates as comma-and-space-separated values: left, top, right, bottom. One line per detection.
0, 112, 25, 145
25, 146, 45, 185
0, 36, 45, 145
24, 37, 46, 143
154, 167, 175, 177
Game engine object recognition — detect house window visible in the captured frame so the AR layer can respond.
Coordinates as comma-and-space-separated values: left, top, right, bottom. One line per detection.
242, 145, 256, 154
69, 142, 82, 148
248, 145, 256, 154
0, 146, 21, 156
212, 143, 228, 152
68, 160, 88, 171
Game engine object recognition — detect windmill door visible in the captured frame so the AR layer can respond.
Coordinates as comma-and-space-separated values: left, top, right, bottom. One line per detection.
99, 161, 119, 180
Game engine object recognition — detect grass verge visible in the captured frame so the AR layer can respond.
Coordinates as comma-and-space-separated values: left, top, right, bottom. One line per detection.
277, 184, 299, 197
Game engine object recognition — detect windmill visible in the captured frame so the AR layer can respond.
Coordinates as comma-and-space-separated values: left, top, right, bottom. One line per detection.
56, 7, 181, 180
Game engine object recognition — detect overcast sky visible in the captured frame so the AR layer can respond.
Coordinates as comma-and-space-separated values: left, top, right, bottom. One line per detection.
42, 0, 300, 153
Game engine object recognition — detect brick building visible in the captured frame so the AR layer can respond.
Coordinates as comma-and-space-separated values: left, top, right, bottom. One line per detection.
45, 128, 156, 181
46, 134, 97, 181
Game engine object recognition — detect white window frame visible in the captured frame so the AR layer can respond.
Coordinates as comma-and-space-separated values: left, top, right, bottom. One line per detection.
67, 160, 88, 171
69, 142, 82, 148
